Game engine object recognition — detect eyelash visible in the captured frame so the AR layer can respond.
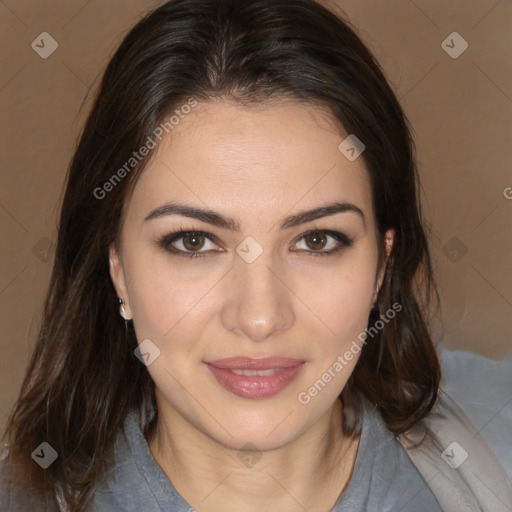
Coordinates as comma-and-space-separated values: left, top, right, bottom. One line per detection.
157, 229, 354, 259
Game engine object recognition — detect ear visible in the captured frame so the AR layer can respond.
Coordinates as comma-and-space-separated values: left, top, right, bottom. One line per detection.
372, 228, 395, 304
109, 243, 133, 319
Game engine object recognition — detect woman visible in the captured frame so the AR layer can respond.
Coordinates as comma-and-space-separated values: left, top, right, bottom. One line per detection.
1, 0, 511, 510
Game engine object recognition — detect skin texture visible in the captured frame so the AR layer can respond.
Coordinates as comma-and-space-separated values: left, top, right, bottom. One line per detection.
109, 99, 394, 511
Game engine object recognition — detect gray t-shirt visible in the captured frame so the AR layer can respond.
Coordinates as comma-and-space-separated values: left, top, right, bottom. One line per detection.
86, 399, 442, 511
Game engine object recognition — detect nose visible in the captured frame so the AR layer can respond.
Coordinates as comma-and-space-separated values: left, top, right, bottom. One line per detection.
220, 254, 295, 342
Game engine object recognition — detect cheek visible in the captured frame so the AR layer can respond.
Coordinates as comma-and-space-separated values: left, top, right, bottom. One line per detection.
124, 253, 187, 333
124, 249, 224, 352
295, 247, 377, 342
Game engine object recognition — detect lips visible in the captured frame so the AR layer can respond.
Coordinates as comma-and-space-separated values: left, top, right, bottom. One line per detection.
205, 357, 305, 399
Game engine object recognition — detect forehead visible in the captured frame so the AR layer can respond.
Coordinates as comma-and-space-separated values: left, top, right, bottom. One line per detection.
128, 100, 373, 227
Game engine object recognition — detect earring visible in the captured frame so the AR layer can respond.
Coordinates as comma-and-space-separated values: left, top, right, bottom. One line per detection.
118, 298, 131, 320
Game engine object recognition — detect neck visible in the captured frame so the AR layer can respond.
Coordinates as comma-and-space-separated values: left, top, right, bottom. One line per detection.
147, 398, 360, 512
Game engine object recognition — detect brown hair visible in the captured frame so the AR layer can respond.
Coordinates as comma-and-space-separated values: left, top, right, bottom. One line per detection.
1, 0, 440, 509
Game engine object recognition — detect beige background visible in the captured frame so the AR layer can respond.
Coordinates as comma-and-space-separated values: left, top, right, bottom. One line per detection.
1, 0, 511, 433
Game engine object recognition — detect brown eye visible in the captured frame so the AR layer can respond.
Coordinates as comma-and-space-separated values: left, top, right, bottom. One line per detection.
292, 230, 354, 256
182, 232, 206, 251
303, 232, 327, 250
159, 230, 220, 258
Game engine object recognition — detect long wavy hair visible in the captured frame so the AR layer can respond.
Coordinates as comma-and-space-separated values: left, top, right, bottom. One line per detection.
1, 0, 440, 509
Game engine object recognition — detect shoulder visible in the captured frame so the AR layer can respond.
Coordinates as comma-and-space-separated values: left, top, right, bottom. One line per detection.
397, 347, 512, 511
438, 345, 512, 480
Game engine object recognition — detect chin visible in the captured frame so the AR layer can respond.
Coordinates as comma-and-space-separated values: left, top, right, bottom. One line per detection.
198, 405, 311, 452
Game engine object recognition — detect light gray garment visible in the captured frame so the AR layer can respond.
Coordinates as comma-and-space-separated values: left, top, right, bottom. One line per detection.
439, 345, 512, 482
83, 396, 442, 511
396, 346, 512, 512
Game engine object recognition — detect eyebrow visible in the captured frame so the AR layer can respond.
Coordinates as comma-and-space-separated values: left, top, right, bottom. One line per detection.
144, 200, 366, 230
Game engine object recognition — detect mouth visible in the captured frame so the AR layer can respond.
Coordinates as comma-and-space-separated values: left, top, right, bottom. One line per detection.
205, 357, 305, 399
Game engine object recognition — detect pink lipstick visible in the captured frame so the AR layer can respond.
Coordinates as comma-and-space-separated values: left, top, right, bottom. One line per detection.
205, 357, 305, 399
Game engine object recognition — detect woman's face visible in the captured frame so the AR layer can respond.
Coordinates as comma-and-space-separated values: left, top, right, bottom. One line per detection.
110, 99, 393, 450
